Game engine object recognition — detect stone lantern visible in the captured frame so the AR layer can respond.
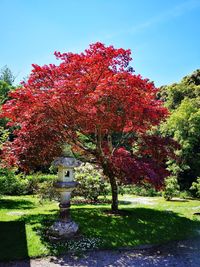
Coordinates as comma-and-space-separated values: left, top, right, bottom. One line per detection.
49, 157, 82, 239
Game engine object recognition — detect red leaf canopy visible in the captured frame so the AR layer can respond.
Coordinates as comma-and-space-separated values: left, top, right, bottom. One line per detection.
1, 42, 175, 186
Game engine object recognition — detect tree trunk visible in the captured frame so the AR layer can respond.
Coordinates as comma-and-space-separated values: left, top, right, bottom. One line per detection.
109, 175, 118, 212
102, 162, 119, 212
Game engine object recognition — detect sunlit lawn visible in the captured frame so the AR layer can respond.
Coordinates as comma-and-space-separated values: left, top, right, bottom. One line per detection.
0, 194, 200, 261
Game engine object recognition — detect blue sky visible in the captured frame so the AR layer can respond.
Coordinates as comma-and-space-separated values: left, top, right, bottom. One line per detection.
0, 0, 200, 86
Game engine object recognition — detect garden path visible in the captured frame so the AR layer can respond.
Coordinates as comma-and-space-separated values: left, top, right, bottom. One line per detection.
2, 237, 200, 267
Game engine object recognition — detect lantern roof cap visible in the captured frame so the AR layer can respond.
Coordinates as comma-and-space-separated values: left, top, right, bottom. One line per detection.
53, 157, 82, 168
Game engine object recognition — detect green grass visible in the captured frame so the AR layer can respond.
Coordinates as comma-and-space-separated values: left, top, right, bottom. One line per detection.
0, 195, 200, 261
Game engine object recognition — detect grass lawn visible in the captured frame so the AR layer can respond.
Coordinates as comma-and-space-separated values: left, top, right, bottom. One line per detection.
0, 194, 200, 261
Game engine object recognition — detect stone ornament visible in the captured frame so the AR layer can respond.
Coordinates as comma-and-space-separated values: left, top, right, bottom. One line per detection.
49, 157, 81, 239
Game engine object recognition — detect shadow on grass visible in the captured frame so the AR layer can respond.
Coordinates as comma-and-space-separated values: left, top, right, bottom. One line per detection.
118, 200, 133, 205
71, 200, 132, 206
0, 198, 35, 210
0, 221, 30, 264
72, 208, 200, 248
14, 206, 200, 258
71, 202, 111, 207
169, 199, 189, 202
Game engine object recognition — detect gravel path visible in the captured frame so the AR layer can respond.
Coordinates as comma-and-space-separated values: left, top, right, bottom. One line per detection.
1, 237, 200, 267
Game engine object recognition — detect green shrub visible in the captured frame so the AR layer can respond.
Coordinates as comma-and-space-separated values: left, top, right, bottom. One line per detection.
36, 180, 59, 202
74, 163, 109, 202
0, 169, 57, 196
190, 177, 200, 198
163, 176, 180, 201
118, 183, 161, 197
0, 169, 28, 195
25, 173, 56, 194
36, 164, 109, 203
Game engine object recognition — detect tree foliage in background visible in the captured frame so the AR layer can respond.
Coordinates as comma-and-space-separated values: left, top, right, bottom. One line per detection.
190, 177, 200, 197
162, 175, 180, 201
1, 43, 177, 212
159, 69, 200, 110
0, 80, 13, 105
0, 67, 18, 193
0, 66, 15, 125
0, 68, 16, 161
0, 80, 14, 139
160, 69, 200, 189
0, 65, 15, 86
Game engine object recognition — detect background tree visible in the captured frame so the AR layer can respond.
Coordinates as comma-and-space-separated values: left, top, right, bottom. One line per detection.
159, 69, 200, 110
1, 43, 176, 212
0, 80, 13, 105
0, 67, 15, 128
0, 71, 15, 150
160, 69, 200, 189
0, 65, 15, 86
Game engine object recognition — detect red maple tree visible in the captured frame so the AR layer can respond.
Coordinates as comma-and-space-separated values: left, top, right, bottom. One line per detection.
1, 42, 177, 211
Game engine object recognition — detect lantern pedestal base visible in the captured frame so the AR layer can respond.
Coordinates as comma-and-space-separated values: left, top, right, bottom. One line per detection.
49, 220, 79, 239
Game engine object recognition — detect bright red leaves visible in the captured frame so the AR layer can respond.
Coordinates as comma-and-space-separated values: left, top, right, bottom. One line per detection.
1, 42, 176, 186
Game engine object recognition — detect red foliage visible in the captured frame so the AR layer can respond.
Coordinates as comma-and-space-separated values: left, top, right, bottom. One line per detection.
1, 42, 175, 185
110, 136, 179, 189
